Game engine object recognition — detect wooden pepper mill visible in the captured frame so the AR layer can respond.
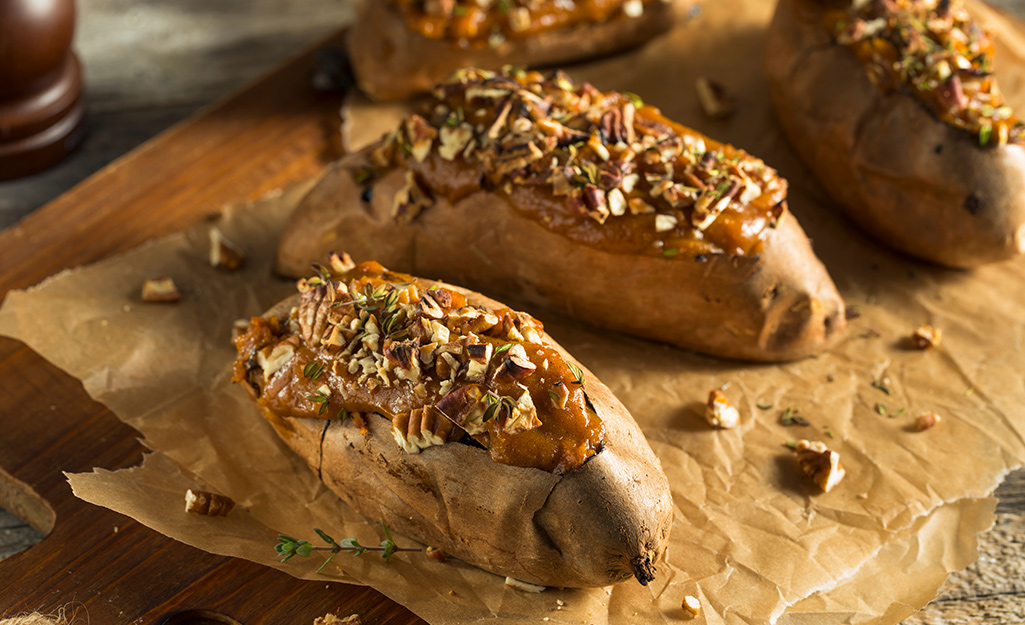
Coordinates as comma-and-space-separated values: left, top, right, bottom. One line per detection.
0, 0, 86, 181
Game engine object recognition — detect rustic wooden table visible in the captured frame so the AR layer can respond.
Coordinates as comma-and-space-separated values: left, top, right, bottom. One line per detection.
0, 1, 1023, 622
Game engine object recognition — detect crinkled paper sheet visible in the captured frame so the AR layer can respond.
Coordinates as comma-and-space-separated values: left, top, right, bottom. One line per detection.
3, 0, 1025, 623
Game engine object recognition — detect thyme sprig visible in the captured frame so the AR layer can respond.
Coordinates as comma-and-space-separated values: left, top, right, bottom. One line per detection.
276, 523, 421, 573
483, 391, 517, 423
307, 390, 330, 416
567, 361, 586, 386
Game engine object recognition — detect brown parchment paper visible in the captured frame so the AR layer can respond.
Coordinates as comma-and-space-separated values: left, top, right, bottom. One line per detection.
3, 0, 1025, 622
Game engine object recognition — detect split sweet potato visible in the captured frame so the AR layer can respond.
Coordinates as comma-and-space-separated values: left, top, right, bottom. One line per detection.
233, 257, 673, 588
765, 0, 1025, 267
277, 68, 846, 361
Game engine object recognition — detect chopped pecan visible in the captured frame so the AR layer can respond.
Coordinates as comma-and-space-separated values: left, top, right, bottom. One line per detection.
414, 291, 445, 320
209, 227, 246, 271
384, 338, 421, 371
405, 114, 438, 163
141, 277, 180, 303
328, 251, 356, 274
915, 411, 942, 430
682, 595, 701, 618
435, 384, 488, 434
493, 344, 537, 383
185, 489, 234, 517
911, 324, 942, 349
438, 123, 474, 161
794, 440, 846, 492
705, 389, 739, 429
392, 170, 434, 224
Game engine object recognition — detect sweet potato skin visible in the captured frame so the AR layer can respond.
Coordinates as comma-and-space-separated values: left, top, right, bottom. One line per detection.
248, 292, 673, 588
276, 163, 846, 362
348, 0, 685, 101
764, 0, 1025, 268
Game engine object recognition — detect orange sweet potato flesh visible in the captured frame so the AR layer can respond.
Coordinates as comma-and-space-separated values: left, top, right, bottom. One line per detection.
764, 0, 1025, 268
238, 284, 673, 588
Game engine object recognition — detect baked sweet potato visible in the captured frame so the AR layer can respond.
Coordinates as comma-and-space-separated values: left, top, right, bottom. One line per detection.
277, 68, 846, 361
765, 0, 1025, 268
348, 0, 688, 100
233, 256, 673, 588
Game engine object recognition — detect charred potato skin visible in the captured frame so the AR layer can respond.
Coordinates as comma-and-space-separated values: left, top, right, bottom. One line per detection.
764, 0, 1025, 268
246, 292, 673, 589
276, 164, 846, 362
348, 0, 685, 101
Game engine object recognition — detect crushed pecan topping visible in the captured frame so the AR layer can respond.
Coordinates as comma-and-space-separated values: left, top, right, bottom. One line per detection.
233, 255, 603, 474
357, 67, 788, 257
390, 0, 667, 47
828, 0, 1024, 146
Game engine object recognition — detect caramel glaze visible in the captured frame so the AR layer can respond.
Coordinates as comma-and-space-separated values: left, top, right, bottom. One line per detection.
234, 262, 604, 474
392, 0, 663, 46
404, 104, 785, 258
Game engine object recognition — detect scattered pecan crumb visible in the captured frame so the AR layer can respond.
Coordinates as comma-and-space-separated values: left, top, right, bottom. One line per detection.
209, 227, 246, 270
695, 77, 735, 119
911, 324, 942, 349
184, 489, 234, 516
705, 389, 739, 429
426, 546, 447, 562
793, 440, 846, 492
505, 576, 546, 593
915, 411, 942, 430
313, 614, 361, 625
682, 595, 701, 617
141, 277, 180, 303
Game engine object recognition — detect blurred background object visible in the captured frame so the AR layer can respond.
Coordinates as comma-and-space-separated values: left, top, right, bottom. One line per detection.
0, 0, 356, 229
0, 0, 86, 182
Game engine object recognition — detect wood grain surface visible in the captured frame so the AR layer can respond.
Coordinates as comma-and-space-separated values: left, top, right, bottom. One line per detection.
0, 1, 1023, 623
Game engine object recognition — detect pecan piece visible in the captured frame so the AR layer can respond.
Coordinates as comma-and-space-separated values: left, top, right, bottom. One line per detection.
705, 389, 739, 429
793, 440, 846, 492
141, 277, 180, 303
392, 170, 434, 225
915, 412, 942, 431
185, 489, 234, 517
911, 324, 942, 349
209, 227, 246, 270
435, 384, 487, 434
493, 344, 537, 383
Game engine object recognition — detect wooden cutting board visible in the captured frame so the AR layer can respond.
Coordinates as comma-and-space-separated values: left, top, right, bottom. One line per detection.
0, 29, 423, 625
